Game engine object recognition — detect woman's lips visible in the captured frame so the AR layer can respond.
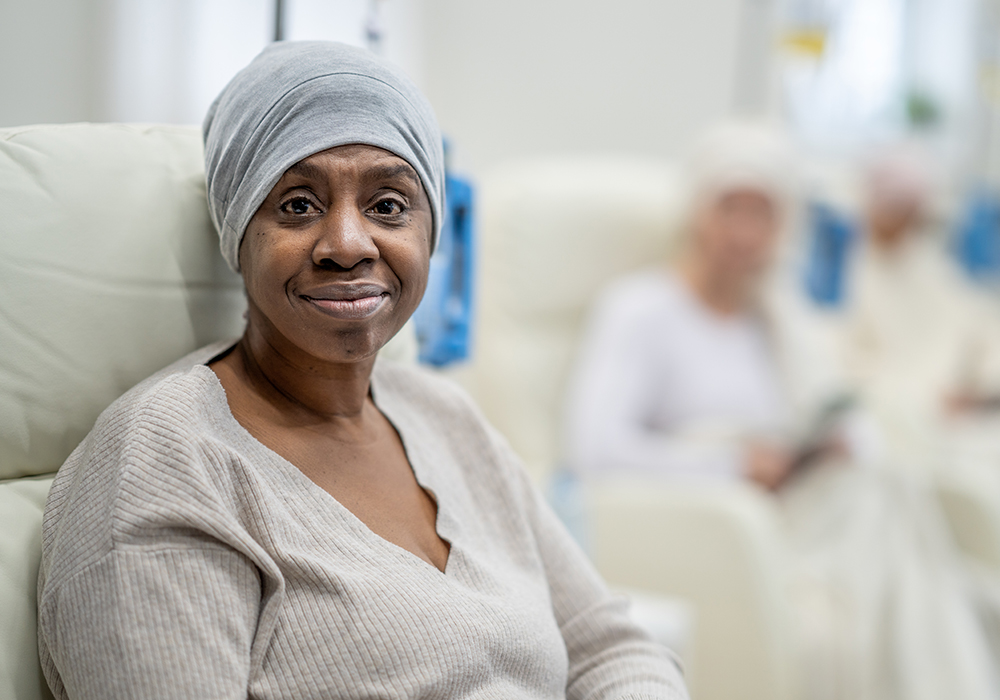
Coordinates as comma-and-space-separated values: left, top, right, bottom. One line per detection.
302, 293, 388, 320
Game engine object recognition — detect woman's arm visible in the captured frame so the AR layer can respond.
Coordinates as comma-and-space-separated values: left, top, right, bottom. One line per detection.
39, 545, 260, 700
37, 388, 275, 700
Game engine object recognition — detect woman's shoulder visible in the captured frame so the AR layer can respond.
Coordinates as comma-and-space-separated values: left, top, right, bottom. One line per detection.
372, 359, 517, 469
46, 343, 239, 516
592, 268, 687, 319
89, 341, 236, 444
600, 266, 677, 297
41, 342, 245, 587
582, 268, 689, 347
372, 359, 484, 427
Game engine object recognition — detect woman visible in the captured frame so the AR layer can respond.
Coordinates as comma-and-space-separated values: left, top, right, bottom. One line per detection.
841, 145, 1000, 447
565, 123, 827, 489
36, 42, 687, 700
565, 123, 998, 700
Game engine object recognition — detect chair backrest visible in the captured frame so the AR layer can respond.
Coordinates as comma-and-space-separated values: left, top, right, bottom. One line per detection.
0, 122, 246, 700
463, 156, 682, 481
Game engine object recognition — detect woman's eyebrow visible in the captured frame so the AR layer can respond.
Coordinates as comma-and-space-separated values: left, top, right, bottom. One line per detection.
367, 163, 419, 186
282, 160, 418, 187
284, 160, 326, 181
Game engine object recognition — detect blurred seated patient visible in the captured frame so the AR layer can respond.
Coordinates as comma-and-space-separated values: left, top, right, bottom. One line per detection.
565, 123, 999, 700
841, 145, 1000, 437
565, 123, 811, 490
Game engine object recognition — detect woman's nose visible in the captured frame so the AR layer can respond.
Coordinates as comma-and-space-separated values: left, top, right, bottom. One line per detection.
312, 206, 379, 270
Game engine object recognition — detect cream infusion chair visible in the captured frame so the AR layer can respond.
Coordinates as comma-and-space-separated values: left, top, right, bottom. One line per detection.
463, 157, 798, 700
0, 123, 247, 700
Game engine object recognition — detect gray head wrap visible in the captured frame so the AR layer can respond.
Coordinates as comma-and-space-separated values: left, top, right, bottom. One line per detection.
203, 41, 445, 272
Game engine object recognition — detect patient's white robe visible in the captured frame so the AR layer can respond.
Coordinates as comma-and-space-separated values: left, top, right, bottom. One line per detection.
565, 270, 785, 480
566, 268, 997, 700
841, 234, 1000, 472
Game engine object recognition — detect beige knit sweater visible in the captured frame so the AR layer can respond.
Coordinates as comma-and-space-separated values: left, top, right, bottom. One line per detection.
37, 342, 687, 700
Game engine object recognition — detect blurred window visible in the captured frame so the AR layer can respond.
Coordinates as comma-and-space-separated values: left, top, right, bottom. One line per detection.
104, 0, 406, 124
779, 0, 976, 149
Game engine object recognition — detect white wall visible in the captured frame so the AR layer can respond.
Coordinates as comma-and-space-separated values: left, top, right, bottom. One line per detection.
0, 0, 111, 127
0, 0, 425, 128
104, 0, 273, 125
1, 0, 772, 170
102, 0, 424, 126
422, 0, 762, 174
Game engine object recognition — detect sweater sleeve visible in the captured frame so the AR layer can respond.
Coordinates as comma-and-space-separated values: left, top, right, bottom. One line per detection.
41, 546, 261, 700
38, 386, 272, 700
496, 433, 690, 700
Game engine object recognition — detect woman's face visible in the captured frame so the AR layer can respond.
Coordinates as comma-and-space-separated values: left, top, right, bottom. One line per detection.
867, 194, 922, 251
239, 144, 433, 363
691, 187, 780, 282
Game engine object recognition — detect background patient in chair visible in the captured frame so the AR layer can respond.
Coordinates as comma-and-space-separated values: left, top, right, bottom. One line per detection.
564, 122, 815, 491
563, 121, 1000, 700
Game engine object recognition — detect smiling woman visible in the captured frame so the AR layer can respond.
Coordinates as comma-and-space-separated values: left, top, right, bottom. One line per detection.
34, 41, 689, 700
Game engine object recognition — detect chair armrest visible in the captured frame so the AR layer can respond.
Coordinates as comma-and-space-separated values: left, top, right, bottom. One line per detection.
584, 479, 797, 700
0, 475, 56, 700
936, 473, 1000, 572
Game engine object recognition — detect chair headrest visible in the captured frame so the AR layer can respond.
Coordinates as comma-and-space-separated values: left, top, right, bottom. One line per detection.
0, 123, 246, 480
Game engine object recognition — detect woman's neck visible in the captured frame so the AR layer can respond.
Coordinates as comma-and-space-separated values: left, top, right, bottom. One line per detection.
233, 320, 378, 422
676, 257, 755, 317
869, 226, 909, 255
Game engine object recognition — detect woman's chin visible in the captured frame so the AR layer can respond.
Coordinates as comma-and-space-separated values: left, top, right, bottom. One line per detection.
311, 323, 401, 364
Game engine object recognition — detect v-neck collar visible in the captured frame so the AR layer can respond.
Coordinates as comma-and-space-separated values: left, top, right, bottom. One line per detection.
195, 359, 458, 577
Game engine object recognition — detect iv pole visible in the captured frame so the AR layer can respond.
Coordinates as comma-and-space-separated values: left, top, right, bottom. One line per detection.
274, 0, 286, 42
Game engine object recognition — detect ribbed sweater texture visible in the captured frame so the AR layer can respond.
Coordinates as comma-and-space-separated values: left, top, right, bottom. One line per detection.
37, 342, 687, 700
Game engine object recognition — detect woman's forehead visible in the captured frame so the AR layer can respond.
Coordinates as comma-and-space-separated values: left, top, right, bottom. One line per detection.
717, 187, 777, 205
281, 145, 419, 185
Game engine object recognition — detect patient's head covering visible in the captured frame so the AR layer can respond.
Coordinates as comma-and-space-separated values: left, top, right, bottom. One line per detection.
203, 41, 445, 272
683, 120, 797, 215
864, 142, 934, 211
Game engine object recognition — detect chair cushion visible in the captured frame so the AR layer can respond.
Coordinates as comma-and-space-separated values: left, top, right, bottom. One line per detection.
0, 477, 55, 700
0, 124, 246, 480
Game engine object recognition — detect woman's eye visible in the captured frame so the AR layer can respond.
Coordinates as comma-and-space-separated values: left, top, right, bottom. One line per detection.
280, 197, 316, 215
372, 199, 403, 216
